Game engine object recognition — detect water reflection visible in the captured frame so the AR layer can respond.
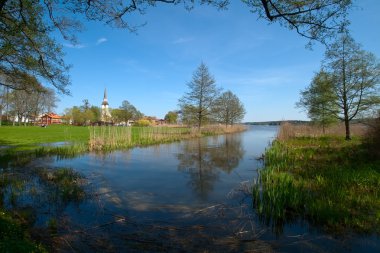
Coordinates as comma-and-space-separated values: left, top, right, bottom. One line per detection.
177, 134, 244, 200
1, 167, 87, 228
1, 126, 378, 252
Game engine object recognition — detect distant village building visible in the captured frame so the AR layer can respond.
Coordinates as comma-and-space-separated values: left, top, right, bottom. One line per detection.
101, 88, 112, 123
40, 113, 63, 125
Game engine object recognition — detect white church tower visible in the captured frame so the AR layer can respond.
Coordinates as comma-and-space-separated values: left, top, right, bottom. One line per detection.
101, 88, 112, 123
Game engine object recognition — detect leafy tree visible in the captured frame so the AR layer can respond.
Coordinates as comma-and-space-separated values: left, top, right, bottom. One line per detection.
8, 84, 58, 125
179, 63, 221, 129
81, 99, 90, 111
0, 1, 70, 94
297, 70, 339, 133
323, 33, 380, 140
118, 100, 143, 122
79, 99, 94, 125
89, 106, 101, 123
64, 103, 100, 126
70, 106, 84, 125
180, 105, 198, 126
62, 108, 73, 124
111, 108, 125, 124
212, 91, 246, 126
164, 111, 178, 124
0, 1, 351, 93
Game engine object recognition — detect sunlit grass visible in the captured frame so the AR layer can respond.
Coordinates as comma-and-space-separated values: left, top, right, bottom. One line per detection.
0, 125, 88, 150
0, 124, 246, 153
253, 135, 380, 234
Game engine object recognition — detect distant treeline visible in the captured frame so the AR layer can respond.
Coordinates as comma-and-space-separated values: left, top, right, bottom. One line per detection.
245, 120, 309, 126
245, 118, 373, 126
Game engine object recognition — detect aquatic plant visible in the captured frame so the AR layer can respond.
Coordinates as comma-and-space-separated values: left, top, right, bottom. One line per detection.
253, 135, 380, 234
38, 167, 86, 202
0, 211, 47, 253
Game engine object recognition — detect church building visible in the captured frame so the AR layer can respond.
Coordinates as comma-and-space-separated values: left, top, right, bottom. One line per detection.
101, 88, 112, 123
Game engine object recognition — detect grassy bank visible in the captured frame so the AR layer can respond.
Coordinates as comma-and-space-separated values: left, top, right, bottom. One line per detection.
0, 125, 89, 149
0, 124, 246, 151
253, 123, 380, 234
0, 124, 246, 167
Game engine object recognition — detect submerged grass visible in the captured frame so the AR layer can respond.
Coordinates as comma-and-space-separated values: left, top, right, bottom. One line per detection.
0, 167, 86, 252
253, 125, 380, 234
0, 211, 47, 252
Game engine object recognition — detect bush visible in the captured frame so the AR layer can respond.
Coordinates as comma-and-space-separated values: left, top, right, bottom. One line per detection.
134, 119, 152, 127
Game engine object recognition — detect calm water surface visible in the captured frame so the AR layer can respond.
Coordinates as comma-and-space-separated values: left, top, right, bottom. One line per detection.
1, 125, 379, 252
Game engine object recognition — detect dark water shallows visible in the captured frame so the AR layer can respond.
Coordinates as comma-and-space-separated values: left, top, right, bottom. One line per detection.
1, 125, 379, 252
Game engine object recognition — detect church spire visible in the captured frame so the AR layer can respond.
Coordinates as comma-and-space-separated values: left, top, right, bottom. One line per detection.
102, 88, 109, 105
101, 88, 112, 122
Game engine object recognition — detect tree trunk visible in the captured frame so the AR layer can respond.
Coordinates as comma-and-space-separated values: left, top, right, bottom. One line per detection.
198, 111, 202, 130
344, 113, 351, 140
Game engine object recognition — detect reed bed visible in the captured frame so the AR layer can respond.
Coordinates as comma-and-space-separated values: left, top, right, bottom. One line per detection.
253, 123, 380, 234
89, 126, 133, 151
200, 124, 247, 135
88, 125, 246, 151
277, 122, 367, 141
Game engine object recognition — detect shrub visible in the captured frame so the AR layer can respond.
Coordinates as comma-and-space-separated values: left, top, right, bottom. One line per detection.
134, 119, 152, 127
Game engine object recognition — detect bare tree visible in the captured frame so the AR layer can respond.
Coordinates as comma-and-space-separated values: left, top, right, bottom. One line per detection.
179, 63, 221, 129
245, 0, 351, 45
8, 85, 58, 125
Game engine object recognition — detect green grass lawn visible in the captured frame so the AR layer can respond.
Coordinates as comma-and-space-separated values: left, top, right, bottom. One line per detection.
0, 125, 89, 147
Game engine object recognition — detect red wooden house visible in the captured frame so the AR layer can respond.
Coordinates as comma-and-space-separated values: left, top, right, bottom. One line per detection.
40, 113, 63, 125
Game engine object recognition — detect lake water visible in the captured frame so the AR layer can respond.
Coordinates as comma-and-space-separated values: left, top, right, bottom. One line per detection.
1, 125, 379, 252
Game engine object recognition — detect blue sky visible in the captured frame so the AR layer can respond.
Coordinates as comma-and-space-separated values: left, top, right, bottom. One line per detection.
53, 0, 380, 122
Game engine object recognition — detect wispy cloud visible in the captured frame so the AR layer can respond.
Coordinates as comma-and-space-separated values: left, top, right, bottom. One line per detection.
218, 65, 314, 88
63, 43, 87, 49
96, 37, 108, 45
172, 37, 193, 44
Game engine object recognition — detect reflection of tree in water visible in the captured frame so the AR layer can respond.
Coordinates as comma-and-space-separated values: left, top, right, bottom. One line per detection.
177, 134, 244, 199
210, 134, 244, 174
